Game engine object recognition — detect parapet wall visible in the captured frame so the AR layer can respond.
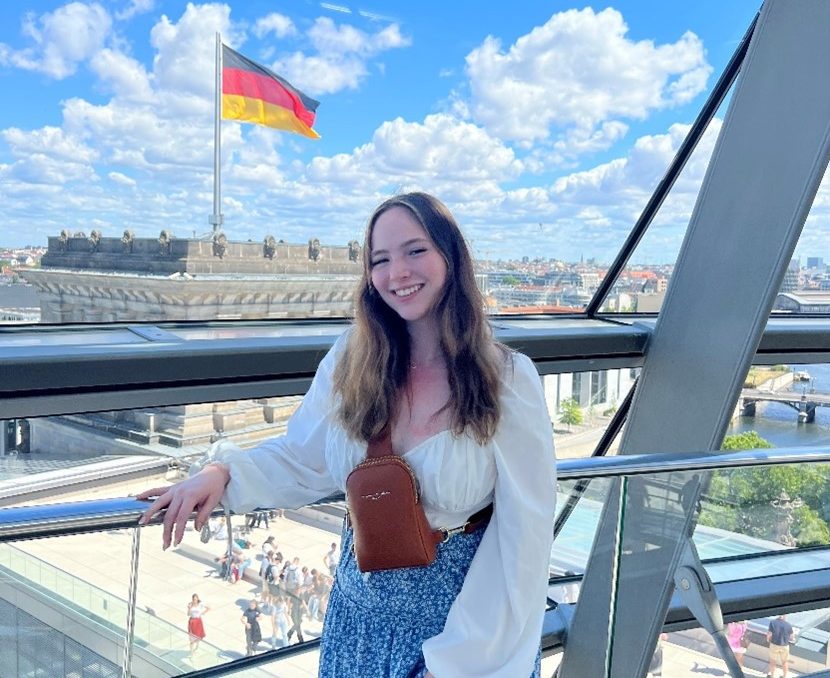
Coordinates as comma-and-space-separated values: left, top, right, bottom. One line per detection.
42, 233, 363, 276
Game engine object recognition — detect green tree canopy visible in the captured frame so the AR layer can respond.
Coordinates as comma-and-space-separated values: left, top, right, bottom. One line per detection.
698, 431, 830, 547
559, 398, 583, 431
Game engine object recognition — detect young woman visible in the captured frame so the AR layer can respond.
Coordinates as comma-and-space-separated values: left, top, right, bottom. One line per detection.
241, 599, 263, 657
727, 620, 749, 666
186, 593, 208, 657
270, 594, 290, 648
139, 192, 557, 677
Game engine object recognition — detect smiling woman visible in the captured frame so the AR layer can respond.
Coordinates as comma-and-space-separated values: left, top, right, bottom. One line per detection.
138, 192, 558, 677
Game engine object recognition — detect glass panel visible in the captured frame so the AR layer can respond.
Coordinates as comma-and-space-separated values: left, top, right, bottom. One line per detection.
544, 369, 635, 459
634, 610, 830, 676
604, 457, 830, 676
1, 393, 311, 499
728, 362, 830, 448
0, 533, 130, 677
551, 477, 615, 594
601, 97, 729, 316
136, 501, 335, 674
772, 165, 830, 317
1, 3, 760, 326
696, 460, 830, 562
216, 649, 323, 677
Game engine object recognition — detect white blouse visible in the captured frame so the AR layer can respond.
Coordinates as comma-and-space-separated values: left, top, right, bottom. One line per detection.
207, 331, 557, 677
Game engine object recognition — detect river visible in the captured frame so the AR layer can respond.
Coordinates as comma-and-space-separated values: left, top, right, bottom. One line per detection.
727, 363, 830, 447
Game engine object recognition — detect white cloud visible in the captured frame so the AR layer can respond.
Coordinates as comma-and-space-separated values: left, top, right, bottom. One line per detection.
8, 153, 97, 185
2, 126, 98, 164
305, 114, 521, 193
273, 52, 368, 95
108, 171, 136, 186
545, 120, 630, 167
89, 48, 153, 101
273, 17, 411, 95
465, 7, 711, 144
0, 2, 112, 79
253, 13, 296, 39
150, 3, 242, 98
115, 0, 155, 22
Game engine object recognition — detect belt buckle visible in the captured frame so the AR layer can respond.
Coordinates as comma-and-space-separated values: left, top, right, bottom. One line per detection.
440, 522, 469, 543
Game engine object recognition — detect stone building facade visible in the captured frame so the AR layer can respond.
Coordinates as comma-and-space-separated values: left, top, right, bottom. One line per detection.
21, 232, 362, 322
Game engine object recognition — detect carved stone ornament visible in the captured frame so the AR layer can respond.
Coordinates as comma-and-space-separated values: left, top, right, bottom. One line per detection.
58, 229, 70, 252
121, 229, 134, 253
348, 240, 361, 262
263, 235, 277, 259
74, 231, 87, 238
158, 230, 173, 255
88, 229, 102, 253
212, 231, 228, 259
308, 238, 321, 262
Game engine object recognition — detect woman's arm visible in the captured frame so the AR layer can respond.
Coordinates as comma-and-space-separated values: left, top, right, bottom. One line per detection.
422, 353, 557, 677
139, 331, 349, 547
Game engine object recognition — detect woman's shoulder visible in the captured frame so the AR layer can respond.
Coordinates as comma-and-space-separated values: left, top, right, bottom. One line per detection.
498, 347, 539, 386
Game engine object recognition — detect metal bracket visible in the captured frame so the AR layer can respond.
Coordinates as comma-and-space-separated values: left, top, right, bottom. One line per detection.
674, 540, 745, 678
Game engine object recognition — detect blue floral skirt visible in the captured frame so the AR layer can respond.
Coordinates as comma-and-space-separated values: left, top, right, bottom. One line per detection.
318, 523, 541, 678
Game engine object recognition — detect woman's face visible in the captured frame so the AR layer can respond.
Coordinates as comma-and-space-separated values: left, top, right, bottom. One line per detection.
369, 206, 448, 327
192, 595, 199, 603
249, 600, 257, 610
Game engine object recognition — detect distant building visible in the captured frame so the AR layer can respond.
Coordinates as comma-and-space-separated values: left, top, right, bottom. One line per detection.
20, 232, 361, 322
636, 290, 667, 313
543, 368, 637, 421
806, 257, 825, 269
773, 291, 830, 313
780, 262, 800, 293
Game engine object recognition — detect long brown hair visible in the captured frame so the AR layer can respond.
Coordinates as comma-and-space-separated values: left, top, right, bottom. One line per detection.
333, 192, 507, 444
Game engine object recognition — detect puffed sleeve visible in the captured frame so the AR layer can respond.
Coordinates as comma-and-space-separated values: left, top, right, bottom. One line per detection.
422, 353, 557, 677
198, 331, 349, 514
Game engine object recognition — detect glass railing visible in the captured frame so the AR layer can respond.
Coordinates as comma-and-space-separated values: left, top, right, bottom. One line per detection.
563, 449, 830, 677
3, 447, 830, 677
0, 537, 225, 675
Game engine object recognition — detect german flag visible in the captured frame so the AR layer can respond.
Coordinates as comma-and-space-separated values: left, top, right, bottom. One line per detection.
222, 44, 320, 139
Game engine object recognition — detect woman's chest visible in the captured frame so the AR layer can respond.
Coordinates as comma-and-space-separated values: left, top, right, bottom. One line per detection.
393, 378, 452, 454
326, 427, 498, 513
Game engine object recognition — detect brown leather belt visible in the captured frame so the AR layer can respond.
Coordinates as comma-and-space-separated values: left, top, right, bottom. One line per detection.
345, 503, 493, 545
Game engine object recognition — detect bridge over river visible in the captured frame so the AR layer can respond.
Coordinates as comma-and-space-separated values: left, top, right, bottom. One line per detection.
740, 388, 830, 423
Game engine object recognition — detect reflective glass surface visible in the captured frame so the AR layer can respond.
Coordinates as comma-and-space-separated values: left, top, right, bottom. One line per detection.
0, 533, 130, 677
0, 2, 766, 326
136, 507, 331, 675
593, 456, 830, 676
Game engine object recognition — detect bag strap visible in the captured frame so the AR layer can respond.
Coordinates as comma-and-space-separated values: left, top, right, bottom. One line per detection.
366, 426, 393, 459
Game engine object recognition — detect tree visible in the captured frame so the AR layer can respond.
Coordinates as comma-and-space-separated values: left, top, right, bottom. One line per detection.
559, 398, 583, 431
698, 431, 830, 547
721, 431, 773, 451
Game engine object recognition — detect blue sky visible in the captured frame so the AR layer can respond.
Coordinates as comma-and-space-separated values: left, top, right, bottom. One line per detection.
5, 0, 821, 264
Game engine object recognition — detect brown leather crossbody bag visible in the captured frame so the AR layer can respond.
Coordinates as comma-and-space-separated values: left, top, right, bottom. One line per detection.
345, 428, 492, 573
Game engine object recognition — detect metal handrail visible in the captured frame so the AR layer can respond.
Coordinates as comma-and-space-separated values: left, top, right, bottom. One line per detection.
2, 445, 830, 541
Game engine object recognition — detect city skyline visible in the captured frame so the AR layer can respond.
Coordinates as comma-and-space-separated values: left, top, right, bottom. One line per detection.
5, 1, 830, 263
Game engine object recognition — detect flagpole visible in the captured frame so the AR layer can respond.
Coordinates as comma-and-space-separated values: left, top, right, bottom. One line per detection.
210, 32, 223, 233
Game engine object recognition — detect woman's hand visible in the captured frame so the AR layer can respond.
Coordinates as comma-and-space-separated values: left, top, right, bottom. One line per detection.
137, 462, 230, 549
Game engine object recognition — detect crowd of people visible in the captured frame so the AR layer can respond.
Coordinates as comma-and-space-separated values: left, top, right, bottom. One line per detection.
198, 518, 339, 656
255, 536, 337, 649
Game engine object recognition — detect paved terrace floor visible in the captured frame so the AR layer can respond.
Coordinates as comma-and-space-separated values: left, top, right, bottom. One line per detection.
7, 475, 806, 678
